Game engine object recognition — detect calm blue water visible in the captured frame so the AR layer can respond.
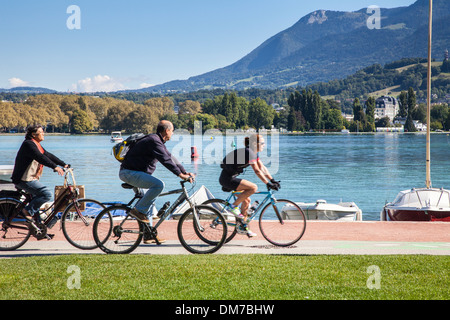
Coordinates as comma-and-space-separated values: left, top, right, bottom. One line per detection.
1, 133, 450, 221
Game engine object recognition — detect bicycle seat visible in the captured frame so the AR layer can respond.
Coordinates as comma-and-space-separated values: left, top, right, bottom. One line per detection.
121, 183, 134, 189
222, 187, 234, 192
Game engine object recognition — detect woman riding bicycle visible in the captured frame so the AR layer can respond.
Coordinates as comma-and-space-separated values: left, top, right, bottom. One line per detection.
11, 125, 69, 221
219, 133, 280, 237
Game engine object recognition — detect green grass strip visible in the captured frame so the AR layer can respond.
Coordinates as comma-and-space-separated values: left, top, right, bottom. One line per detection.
0, 254, 448, 300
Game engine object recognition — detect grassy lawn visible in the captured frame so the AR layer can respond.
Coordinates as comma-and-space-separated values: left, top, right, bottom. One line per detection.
0, 254, 448, 300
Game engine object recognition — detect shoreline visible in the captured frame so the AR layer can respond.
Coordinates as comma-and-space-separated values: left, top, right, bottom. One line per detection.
1, 131, 449, 137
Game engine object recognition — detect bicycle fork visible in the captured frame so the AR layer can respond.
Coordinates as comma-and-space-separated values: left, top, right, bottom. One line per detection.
270, 198, 285, 225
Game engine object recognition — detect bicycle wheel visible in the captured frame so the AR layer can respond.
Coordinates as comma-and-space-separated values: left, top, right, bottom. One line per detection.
259, 199, 306, 247
61, 198, 106, 250
177, 205, 227, 254
0, 198, 31, 251
202, 199, 237, 243
93, 205, 143, 254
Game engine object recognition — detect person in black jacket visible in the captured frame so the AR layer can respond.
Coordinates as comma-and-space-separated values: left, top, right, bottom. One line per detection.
119, 120, 193, 243
11, 125, 68, 220
219, 134, 280, 237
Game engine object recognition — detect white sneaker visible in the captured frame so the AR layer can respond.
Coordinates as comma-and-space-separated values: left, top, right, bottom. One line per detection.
246, 229, 257, 238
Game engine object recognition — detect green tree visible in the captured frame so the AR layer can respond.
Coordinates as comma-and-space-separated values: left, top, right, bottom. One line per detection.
322, 108, 343, 130
352, 98, 364, 122
0, 102, 18, 130
407, 88, 416, 115
365, 96, 376, 128
398, 91, 408, 118
287, 106, 298, 132
122, 105, 158, 133
444, 111, 450, 131
405, 113, 417, 132
248, 98, 274, 129
375, 116, 391, 128
311, 91, 322, 130
195, 113, 218, 132
178, 100, 201, 115
71, 109, 93, 133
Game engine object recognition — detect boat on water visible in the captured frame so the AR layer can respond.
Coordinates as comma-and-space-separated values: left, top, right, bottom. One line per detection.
283, 200, 362, 221
381, 188, 450, 221
381, 0, 450, 222
110, 131, 123, 143
0, 165, 15, 192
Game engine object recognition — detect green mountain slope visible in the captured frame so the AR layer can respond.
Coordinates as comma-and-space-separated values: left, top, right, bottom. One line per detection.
139, 0, 449, 93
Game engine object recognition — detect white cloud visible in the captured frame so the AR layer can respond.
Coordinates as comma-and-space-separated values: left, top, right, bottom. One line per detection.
139, 82, 155, 88
72, 75, 125, 92
8, 77, 30, 88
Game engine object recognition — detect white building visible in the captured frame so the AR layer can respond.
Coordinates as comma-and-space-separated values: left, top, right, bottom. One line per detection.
373, 96, 399, 121
394, 118, 427, 132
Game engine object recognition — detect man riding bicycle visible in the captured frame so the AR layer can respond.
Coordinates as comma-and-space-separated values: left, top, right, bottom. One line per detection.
119, 120, 193, 244
219, 134, 280, 237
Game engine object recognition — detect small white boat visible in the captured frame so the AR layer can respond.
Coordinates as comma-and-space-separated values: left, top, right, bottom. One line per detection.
0, 165, 15, 192
381, 188, 450, 221
110, 131, 123, 143
341, 129, 350, 134
283, 199, 362, 221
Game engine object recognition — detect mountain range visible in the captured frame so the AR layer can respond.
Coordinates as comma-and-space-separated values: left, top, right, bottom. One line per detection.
136, 0, 450, 93
1, 0, 448, 96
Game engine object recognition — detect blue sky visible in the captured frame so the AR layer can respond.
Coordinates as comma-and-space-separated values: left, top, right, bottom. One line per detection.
0, 0, 416, 92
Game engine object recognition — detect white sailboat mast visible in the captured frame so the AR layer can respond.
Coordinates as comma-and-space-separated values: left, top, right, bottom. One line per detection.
426, 0, 432, 189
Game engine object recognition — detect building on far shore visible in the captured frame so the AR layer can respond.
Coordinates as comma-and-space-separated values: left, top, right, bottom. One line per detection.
374, 96, 399, 121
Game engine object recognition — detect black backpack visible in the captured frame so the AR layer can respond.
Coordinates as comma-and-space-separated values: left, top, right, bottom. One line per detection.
112, 133, 146, 162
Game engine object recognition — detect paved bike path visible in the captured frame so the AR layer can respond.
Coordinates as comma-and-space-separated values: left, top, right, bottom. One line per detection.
1, 221, 449, 257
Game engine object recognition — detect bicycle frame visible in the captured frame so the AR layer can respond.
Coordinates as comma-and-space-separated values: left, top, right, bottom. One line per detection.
2, 169, 82, 238
117, 180, 202, 238
221, 189, 276, 226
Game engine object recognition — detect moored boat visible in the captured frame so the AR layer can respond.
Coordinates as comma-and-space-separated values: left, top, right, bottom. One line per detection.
110, 131, 123, 143
381, 188, 450, 221
0, 165, 15, 192
283, 199, 362, 221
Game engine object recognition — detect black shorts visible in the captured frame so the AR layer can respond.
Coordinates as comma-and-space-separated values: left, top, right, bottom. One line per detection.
219, 170, 242, 192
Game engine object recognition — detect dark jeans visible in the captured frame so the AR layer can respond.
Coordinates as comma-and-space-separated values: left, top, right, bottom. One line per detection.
15, 180, 52, 217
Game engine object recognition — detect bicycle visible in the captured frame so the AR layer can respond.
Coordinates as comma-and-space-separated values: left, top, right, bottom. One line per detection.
202, 184, 306, 247
92, 178, 228, 254
0, 168, 106, 251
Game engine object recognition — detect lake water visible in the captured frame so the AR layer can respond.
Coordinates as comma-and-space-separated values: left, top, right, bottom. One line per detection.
1, 132, 450, 221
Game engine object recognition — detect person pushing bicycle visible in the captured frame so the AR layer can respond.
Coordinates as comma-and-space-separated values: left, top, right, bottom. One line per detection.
119, 120, 193, 244
11, 125, 69, 221
219, 133, 280, 237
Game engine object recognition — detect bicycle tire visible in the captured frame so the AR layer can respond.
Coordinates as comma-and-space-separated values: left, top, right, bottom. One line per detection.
93, 205, 143, 254
61, 198, 106, 250
177, 205, 227, 254
0, 198, 31, 251
259, 199, 306, 247
202, 199, 238, 243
